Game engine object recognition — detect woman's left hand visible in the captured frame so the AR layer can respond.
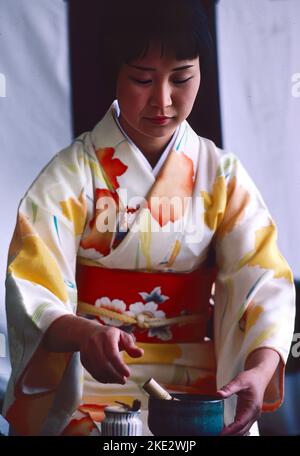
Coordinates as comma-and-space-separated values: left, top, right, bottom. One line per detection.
216, 347, 281, 436
216, 368, 264, 436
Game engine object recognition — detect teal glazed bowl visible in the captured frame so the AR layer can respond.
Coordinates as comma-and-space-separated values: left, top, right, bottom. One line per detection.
148, 394, 224, 436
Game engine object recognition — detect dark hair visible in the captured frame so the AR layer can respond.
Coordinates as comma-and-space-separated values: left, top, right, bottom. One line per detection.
100, 0, 213, 81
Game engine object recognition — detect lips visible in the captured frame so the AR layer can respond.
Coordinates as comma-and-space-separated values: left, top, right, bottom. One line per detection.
145, 116, 173, 125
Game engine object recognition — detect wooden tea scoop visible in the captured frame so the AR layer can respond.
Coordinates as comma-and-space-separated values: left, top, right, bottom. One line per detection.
131, 399, 142, 411
115, 399, 142, 411
143, 378, 179, 401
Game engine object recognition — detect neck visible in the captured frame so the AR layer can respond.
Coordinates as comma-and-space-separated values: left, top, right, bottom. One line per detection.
137, 140, 170, 168
118, 115, 174, 168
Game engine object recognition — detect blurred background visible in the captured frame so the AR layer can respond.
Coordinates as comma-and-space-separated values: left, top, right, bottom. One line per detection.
0, 0, 299, 436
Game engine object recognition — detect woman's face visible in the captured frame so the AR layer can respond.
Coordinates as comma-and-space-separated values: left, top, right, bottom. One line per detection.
116, 44, 201, 149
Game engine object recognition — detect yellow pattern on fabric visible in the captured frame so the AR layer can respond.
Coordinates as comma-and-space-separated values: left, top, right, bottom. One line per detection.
83, 155, 105, 182
60, 190, 87, 235
9, 235, 68, 303
32, 303, 52, 324
60, 151, 84, 175
8, 213, 34, 262
217, 156, 237, 179
76, 257, 106, 268
245, 303, 264, 334
246, 324, 278, 356
7, 226, 23, 263
65, 163, 78, 174
140, 210, 152, 271
123, 342, 181, 365
238, 224, 293, 283
166, 240, 181, 267
201, 176, 226, 231
217, 177, 251, 239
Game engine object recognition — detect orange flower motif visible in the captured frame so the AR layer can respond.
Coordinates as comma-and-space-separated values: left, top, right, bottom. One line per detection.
95, 147, 128, 190
61, 416, 97, 436
147, 150, 194, 227
5, 349, 71, 436
80, 188, 119, 256
78, 403, 108, 422
89, 188, 120, 228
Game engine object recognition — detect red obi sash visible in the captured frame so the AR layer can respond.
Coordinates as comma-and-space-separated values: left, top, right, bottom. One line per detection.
76, 260, 217, 344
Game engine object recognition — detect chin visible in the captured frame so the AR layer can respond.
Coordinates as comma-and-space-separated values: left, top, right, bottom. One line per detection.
142, 122, 178, 136
142, 128, 176, 139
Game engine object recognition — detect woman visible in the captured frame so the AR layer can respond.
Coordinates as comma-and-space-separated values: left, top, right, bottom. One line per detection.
3, 0, 295, 436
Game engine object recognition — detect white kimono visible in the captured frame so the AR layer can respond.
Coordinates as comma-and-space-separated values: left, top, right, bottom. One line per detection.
3, 101, 295, 436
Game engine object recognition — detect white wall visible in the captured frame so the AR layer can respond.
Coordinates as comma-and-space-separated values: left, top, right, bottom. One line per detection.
217, 0, 300, 279
0, 0, 72, 416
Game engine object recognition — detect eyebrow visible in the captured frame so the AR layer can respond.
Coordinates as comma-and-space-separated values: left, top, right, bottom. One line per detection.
127, 64, 195, 72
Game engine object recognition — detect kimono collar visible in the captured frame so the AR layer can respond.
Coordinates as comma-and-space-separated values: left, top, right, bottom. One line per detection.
112, 100, 180, 177
90, 100, 199, 187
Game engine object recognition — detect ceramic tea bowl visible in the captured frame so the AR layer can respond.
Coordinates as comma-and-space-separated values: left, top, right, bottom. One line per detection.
148, 394, 224, 436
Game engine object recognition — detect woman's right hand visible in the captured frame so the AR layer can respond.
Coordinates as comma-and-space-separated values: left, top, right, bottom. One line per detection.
79, 320, 144, 384
43, 314, 144, 384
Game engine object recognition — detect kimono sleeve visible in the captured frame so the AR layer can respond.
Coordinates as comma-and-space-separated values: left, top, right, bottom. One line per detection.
3, 142, 89, 435
212, 154, 295, 415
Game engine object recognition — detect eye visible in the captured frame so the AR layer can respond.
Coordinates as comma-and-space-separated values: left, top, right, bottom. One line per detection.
130, 77, 152, 85
173, 77, 193, 85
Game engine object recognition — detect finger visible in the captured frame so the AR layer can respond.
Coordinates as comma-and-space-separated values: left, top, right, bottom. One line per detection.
98, 342, 128, 383
100, 361, 127, 384
119, 331, 144, 358
104, 332, 131, 378
83, 342, 127, 384
92, 361, 127, 384
221, 418, 245, 436
217, 376, 246, 398
221, 403, 258, 436
221, 420, 254, 437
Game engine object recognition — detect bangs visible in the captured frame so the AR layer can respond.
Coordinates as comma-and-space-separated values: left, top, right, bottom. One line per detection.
124, 31, 205, 63
100, 0, 213, 75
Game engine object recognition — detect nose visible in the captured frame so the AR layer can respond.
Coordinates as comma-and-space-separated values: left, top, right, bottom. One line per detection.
149, 81, 172, 110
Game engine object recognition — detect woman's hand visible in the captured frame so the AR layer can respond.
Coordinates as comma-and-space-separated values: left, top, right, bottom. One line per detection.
43, 314, 144, 384
216, 348, 280, 436
216, 368, 265, 436
79, 322, 144, 384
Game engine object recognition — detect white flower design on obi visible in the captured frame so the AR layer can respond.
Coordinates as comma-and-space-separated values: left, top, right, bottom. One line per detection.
148, 326, 172, 341
139, 286, 169, 304
93, 288, 172, 341
127, 301, 172, 341
127, 301, 165, 321
95, 297, 126, 327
